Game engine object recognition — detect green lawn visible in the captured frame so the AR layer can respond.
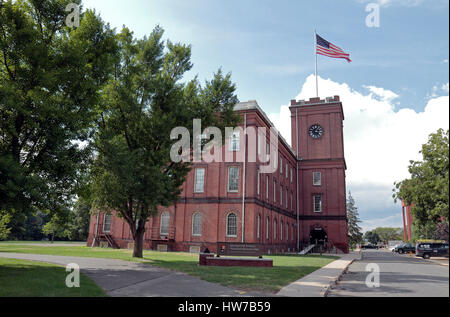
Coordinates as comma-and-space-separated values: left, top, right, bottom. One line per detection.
0, 257, 107, 297
0, 243, 338, 293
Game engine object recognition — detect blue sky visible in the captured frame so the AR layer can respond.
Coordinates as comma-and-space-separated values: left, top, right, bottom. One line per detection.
82, 0, 449, 231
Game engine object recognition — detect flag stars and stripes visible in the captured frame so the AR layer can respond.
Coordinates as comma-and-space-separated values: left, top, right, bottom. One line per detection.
316, 34, 351, 63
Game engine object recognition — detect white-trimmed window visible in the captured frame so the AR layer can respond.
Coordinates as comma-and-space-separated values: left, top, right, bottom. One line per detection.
160, 212, 170, 235
194, 168, 205, 193
230, 131, 240, 152
273, 180, 276, 202
273, 219, 277, 240
286, 163, 289, 179
290, 168, 293, 183
103, 214, 112, 233
313, 172, 322, 186
266, 217, 270, 240
228, 167, 239, 192
226, 213, 237, 237
286, 223, 289, 241
280, 221, 283, 241
280, 157, 283, 175
257, 214, 261, 239
257, 170, 261, 196
313, 195, 323, 213
280, 185, 283, 206
192, 212, 202, 236
286, 188, 289, 208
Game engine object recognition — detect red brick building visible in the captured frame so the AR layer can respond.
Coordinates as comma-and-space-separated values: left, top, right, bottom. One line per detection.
87, 96, 349, 253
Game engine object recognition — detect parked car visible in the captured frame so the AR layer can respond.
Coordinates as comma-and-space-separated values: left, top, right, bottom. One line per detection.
390, 244, 401, 252
395, 243, 415, 254
361, 244, 379, 250
416, 243, 449, 259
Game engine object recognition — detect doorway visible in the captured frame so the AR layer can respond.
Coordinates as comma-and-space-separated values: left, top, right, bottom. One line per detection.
310, 228, 328, 246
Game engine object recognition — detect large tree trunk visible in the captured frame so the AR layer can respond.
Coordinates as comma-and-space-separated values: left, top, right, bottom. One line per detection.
132, 227, 145, 258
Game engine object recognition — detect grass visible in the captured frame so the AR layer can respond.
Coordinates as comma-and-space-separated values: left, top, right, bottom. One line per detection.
0, 257, 107, 297
0, 242, 338, 294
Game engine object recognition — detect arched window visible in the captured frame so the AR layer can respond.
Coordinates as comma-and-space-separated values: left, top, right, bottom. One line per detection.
266, 217, 270, 240
226, 213, 237, 237
160, 212, 170, 236
192, 213, 202, 236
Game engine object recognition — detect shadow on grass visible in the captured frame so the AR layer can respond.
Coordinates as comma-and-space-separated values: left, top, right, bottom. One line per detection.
0, 258, 107, 297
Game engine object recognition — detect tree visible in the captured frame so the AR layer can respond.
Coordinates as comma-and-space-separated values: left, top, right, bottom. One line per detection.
347, 192, 363, 247
65, 197, 91, 241
42, 212, 68, 243
434, 222, 449, 242
0, 210, 11, 240
373, 227, 403, 244
0, 1, 117, 222
364, 231, 381, 245
393, 129, 449, 238
91, 26, 240, 258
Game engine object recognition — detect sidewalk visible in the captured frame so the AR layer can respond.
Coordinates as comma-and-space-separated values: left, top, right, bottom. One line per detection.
0, 252, 254, 297
276, 251, 361, 297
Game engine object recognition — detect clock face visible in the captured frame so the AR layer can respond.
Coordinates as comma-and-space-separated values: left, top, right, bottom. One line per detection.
309, 125, 324, 139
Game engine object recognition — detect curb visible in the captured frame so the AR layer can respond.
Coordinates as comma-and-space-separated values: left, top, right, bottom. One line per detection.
320, 251, 362, 297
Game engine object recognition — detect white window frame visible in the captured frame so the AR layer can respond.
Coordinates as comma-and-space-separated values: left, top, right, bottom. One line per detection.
257, 170, 260, 196
280, 185, 283, 206
257, 214, 261, 239
192, 212, 202, 237
160, 212, 170, 236
290, 168, 293, 183
226, 213, 238, 237
273, 219, 277, 240
313, 172, 322, 186
228, 167, 239, 193
273, 180, 276, 202
313, 195, 323, 213
266, 217, 269, 240
194, 168, 206, 193
230, 131, 240, 152
103, 214, 112, 233
280, 221, 283, 241
280, 157, 283, 175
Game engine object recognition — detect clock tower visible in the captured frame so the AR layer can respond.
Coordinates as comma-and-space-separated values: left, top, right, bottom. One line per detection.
290, 96, 349, 253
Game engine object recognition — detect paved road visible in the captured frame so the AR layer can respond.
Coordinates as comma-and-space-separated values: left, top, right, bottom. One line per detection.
0, 252, 266, 297
328, 250, 449, 297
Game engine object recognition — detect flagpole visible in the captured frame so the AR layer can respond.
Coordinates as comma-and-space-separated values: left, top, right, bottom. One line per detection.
314, 29, 318, 97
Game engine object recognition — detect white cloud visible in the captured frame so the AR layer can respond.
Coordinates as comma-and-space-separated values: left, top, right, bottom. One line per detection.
269, 75, 449, 230
360, 214, 404, 232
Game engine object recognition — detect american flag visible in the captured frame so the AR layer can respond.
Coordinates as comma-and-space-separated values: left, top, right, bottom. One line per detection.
316, 34, 351, 63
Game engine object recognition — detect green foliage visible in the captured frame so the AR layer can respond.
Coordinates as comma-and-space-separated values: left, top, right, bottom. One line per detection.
346, 192, 363, 247
0, 210, 12, 240
393, 129, 449, 237
372, 227, 403, 244
0, 0, 118, 218
363, 231, 381, 245
91, 26, 240, 257
42, 212, 69, 241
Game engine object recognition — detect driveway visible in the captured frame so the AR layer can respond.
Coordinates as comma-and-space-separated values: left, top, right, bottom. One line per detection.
328, 250, 449, 297
0, 252, 262, 297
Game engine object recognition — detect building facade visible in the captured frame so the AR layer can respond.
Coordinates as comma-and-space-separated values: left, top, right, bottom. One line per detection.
87, 96, 349, 254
